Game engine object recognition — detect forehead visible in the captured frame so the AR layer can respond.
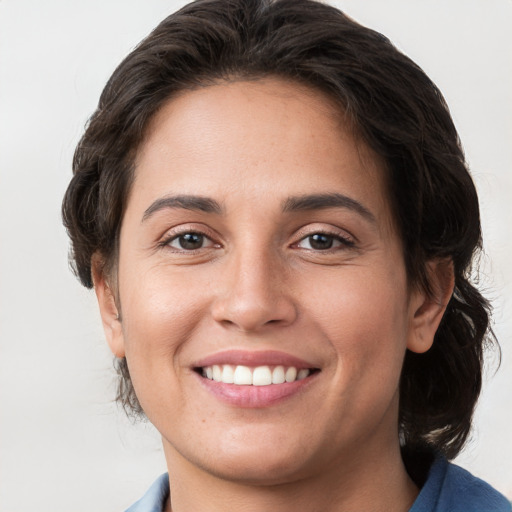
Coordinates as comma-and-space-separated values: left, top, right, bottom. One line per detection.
130, 78, 392, 226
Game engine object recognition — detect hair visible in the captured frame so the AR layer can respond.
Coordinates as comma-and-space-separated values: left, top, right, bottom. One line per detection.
62, 0, 495, 464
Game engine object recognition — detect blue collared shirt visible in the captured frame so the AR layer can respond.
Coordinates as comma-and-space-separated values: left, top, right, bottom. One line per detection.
125, 473, 169, 512
409, 456, 511, 511
125, 456, 511, 512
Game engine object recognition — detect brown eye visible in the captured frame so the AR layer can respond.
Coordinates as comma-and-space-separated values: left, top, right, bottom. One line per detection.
296, 232, 354, 251
168, 232, 211, 250
307, 233, 334, 250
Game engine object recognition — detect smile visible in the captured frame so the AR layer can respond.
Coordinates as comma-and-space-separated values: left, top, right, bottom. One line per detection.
200, 365, 313, 386
192, 350, 320, 407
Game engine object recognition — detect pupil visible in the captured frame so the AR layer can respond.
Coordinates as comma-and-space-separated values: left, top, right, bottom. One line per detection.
309, 234, 333, 250
179, 233, 203, 250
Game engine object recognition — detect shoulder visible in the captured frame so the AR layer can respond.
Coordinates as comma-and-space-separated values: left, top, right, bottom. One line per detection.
124, 473, 170, 512
410, 455, 511, 512
441, 461, 511, 510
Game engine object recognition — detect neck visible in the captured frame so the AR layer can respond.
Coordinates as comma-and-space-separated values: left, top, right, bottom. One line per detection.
162, 438, 418, 512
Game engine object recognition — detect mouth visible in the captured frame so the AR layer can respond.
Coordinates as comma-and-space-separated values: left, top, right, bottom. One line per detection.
192, 350, 320, 407
195, 364, 318, 386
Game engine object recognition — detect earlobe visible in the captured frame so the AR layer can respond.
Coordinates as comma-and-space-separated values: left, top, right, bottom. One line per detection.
91, 255, 125, 358
407, 259, 455, 354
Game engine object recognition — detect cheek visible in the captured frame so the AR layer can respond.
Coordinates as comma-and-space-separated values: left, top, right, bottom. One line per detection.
308, 267, 410, 385
123, 281, 205, 352
118, 266, 209, 401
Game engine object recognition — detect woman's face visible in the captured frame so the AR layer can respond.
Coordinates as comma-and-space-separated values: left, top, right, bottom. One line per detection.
99, 79, 434, 484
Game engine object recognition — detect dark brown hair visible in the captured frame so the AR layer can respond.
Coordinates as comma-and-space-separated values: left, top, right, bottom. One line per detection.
62, 0, 494, 462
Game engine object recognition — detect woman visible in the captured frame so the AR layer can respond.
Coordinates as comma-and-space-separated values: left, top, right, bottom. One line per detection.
62, 0, 511, 510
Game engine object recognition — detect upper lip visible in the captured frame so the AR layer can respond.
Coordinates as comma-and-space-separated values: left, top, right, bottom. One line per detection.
193, 350, 319, 369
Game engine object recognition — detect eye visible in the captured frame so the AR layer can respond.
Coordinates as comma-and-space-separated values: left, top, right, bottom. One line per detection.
296, 232, 354, 251
166, 232, 216, 251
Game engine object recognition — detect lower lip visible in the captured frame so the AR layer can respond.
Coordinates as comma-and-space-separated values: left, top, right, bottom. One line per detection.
195, 373, 318, 408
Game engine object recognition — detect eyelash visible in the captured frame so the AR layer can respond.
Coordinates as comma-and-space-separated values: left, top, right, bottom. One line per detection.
159, 229, 219, 252
158, 227, 355, 254
293, 231, 355, 251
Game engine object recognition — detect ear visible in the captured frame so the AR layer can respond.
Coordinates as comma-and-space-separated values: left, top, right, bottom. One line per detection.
91, 254, 125, 358
407, 259, 454, 354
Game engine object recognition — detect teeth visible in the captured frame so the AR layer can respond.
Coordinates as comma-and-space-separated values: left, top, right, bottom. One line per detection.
201, 364, 312, 385
221, 364, 234, 384
233, 365, 252, 385
272, 365, 285, 384
285, 367, 297, 383
297, 368, 309, 380
253, 366, 272, 386
212, 365, 222, 382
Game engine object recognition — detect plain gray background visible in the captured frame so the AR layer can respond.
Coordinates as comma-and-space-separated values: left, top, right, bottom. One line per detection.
0, 1, 511, 510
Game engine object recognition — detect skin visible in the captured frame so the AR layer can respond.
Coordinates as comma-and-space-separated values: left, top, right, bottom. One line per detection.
94, 79, 453, 511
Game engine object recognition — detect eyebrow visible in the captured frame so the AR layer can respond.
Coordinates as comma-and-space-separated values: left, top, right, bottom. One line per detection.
282, 193, 376, 223
142, 194, 223, 222
141, 192, 375, 224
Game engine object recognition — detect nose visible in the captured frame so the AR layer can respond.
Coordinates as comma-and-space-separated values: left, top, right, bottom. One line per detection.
211, 248, 298, 333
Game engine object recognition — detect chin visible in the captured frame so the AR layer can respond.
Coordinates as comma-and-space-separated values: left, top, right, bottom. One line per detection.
184, 427, 327, 485
203, 450, 313, 486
